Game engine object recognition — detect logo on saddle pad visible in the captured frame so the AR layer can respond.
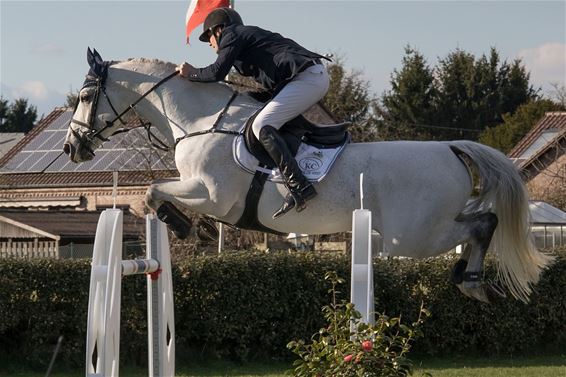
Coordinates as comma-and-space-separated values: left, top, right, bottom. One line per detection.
299, 156, 323, 172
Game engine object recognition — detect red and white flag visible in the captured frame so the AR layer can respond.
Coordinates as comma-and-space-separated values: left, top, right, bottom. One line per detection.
185, 0, 230, 44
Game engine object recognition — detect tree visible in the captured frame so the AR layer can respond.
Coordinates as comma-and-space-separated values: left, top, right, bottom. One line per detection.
380, 46, 537, 141
379, 46, 437, 140
0, 97, 8, 129
0, 98, 38, 133
64, 89, 79, 109
322, 57, 377, 142
479, 99, 563, 154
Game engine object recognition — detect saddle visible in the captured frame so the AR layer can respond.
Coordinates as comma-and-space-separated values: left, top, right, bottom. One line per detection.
232, 111, 350, 234
243, 111, 350, 169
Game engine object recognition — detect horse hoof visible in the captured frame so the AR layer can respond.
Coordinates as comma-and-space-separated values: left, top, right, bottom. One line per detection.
156, 202, 192, 240
196, 217, 219, 242
485, 282, 507, 302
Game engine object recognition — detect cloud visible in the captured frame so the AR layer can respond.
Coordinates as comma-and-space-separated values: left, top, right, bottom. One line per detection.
31, 43, 65, 56
1, 81, 66, 117
10, 81, 49, 100
517, 42, 566, 90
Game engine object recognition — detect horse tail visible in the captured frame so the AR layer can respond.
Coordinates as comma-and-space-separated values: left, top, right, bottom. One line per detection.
449, 140, 555, 302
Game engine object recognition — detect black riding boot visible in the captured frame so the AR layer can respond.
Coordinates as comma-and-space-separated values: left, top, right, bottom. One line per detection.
259, 126, 317, 219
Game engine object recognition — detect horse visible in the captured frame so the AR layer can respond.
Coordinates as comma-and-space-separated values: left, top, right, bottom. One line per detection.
64, 48, 553, 304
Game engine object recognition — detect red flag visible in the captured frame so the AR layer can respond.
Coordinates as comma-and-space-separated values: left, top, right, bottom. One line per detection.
185, 0, 230, 44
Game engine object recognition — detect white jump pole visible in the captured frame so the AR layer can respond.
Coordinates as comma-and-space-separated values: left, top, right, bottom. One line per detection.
86, 210, 174, 377
350, 173, 375, 327
146, 214, 175, 377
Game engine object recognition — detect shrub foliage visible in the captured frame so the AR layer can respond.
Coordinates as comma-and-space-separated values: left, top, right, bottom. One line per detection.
0, 251, 564, 367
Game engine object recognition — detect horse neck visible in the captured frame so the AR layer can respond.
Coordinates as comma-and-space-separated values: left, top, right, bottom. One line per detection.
109, 60, 242, 144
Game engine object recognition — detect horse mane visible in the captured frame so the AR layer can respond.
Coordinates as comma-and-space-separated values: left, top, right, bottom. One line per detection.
110, 58, 178, 74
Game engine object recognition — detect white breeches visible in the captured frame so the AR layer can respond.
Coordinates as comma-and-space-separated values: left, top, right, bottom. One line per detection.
252, 64, 329, 139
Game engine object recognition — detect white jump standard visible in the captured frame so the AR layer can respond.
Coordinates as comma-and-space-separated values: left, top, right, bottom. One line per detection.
86, 209, 175, 377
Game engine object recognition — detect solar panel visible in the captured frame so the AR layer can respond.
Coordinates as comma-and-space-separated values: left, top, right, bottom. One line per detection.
0, 109, 176, 174
27, 151, 63, 172
46, 153, 75, 171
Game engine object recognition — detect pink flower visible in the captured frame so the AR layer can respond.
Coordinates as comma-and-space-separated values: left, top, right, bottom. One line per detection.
361, 340, 373, 352
343, 354, 353, 362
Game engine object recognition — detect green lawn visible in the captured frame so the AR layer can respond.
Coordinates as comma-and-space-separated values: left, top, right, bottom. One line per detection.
414, 355, 566, 377
3, 355, 565, 377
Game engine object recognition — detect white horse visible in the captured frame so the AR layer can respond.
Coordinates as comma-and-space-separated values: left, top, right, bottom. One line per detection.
64, 49, 553, 303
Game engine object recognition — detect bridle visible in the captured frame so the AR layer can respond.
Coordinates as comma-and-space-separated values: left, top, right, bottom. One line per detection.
70, 65, 242, 154
70, 66, 179, 153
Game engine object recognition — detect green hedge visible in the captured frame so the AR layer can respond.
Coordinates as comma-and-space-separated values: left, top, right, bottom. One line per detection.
0, 251, 564, 367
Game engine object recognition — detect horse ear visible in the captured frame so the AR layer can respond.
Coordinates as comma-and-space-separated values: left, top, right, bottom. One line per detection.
87, 47, 95, 69
92, 48, 104, 65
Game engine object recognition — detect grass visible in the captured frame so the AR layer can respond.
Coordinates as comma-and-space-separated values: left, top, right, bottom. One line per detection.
2, 355, 565, 377
414, 355, 566, 377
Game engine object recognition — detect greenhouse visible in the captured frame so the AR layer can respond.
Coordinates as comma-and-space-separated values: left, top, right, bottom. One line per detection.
529, 201, 566, 250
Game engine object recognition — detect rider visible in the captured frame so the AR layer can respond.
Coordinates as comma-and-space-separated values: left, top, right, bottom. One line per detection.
177, 7, 330, 219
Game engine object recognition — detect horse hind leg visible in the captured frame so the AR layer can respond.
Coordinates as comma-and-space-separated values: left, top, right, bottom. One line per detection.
451, 212, 506, 303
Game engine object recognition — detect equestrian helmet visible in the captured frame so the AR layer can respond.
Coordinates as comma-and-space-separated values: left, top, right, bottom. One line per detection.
199, 8, 243, 42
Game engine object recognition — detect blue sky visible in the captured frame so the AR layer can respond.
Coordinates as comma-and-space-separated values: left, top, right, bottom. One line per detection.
1, 0, 565, 117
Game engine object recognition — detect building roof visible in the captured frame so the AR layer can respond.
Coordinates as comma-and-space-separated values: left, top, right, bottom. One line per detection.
0, 133, 25, 159
508, 112, 566, 159
0, 209, 145, 239
529, 201, 566, 225
508, 112, 566, 180
0, 108, 177, 189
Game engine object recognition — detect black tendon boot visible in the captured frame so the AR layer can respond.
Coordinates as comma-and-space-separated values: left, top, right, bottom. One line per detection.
258, 126, 317, 219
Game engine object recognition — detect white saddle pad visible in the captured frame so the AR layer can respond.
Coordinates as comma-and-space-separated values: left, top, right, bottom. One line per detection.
233, 133, 348, 183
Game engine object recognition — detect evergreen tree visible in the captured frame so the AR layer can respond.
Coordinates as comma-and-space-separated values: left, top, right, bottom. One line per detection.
380, 46, 537, 141
322, 58, 376, 142
0, 97, 9, 130
380, 46, 436, 140
0, 98, 38, 133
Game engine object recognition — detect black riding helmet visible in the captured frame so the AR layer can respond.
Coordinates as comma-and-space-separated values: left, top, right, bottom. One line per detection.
199, 7, 243, 42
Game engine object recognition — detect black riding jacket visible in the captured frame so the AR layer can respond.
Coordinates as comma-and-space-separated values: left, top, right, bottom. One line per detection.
186, 24, 328, 92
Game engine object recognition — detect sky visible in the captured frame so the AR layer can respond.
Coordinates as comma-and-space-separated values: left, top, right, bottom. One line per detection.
1, 0, 565, 118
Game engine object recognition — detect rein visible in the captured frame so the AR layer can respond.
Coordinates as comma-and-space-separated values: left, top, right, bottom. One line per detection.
92, 70, 180, 143
72, 67, 243, 152
174, 91, 241, 147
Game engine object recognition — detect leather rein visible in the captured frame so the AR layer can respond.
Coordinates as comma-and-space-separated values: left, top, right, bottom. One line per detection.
70, 67, 241, 153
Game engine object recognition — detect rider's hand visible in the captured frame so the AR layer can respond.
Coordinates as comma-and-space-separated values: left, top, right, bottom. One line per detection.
176, 62, 194, 78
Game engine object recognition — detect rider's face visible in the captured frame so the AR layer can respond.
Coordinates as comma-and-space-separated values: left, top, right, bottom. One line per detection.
208, 31, 219, 53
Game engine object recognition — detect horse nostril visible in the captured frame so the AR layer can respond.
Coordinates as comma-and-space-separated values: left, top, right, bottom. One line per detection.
63, 144, 70, 155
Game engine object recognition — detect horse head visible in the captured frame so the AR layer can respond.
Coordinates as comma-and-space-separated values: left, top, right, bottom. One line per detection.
64, 48, 123, 162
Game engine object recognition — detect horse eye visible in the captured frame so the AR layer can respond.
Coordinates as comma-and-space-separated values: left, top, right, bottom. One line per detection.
80, 95, 91, 102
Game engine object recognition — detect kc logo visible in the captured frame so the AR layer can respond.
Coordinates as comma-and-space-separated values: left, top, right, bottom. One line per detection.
299, 157, 323, 172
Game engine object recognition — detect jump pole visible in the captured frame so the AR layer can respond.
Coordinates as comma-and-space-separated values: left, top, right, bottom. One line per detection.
350, 173, 375, 327
85, 209, 175, 377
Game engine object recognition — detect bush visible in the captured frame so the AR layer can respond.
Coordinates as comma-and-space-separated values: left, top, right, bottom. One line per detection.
287, 272, 430, 376
0, 250, 564, 367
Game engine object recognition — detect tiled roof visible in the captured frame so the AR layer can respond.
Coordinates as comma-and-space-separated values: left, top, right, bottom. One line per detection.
0, 107, 178, 188
508, 112, 566, 159
0, 133, 25, 159
0, 209, 145, 238
0, 170, 178, 189
0, 108, 67, 167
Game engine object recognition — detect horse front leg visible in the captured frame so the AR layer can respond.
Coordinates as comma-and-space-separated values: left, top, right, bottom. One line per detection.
145, 177, 211, 239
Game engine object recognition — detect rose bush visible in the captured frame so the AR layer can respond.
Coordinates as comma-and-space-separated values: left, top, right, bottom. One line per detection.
287, 272, 430, 377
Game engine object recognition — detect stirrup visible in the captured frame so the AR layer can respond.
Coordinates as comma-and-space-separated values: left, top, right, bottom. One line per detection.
272, 185, 317, 219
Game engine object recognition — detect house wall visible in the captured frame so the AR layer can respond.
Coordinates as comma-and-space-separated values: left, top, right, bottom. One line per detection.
527, 154, 566, 205
0, 186, 148, 216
